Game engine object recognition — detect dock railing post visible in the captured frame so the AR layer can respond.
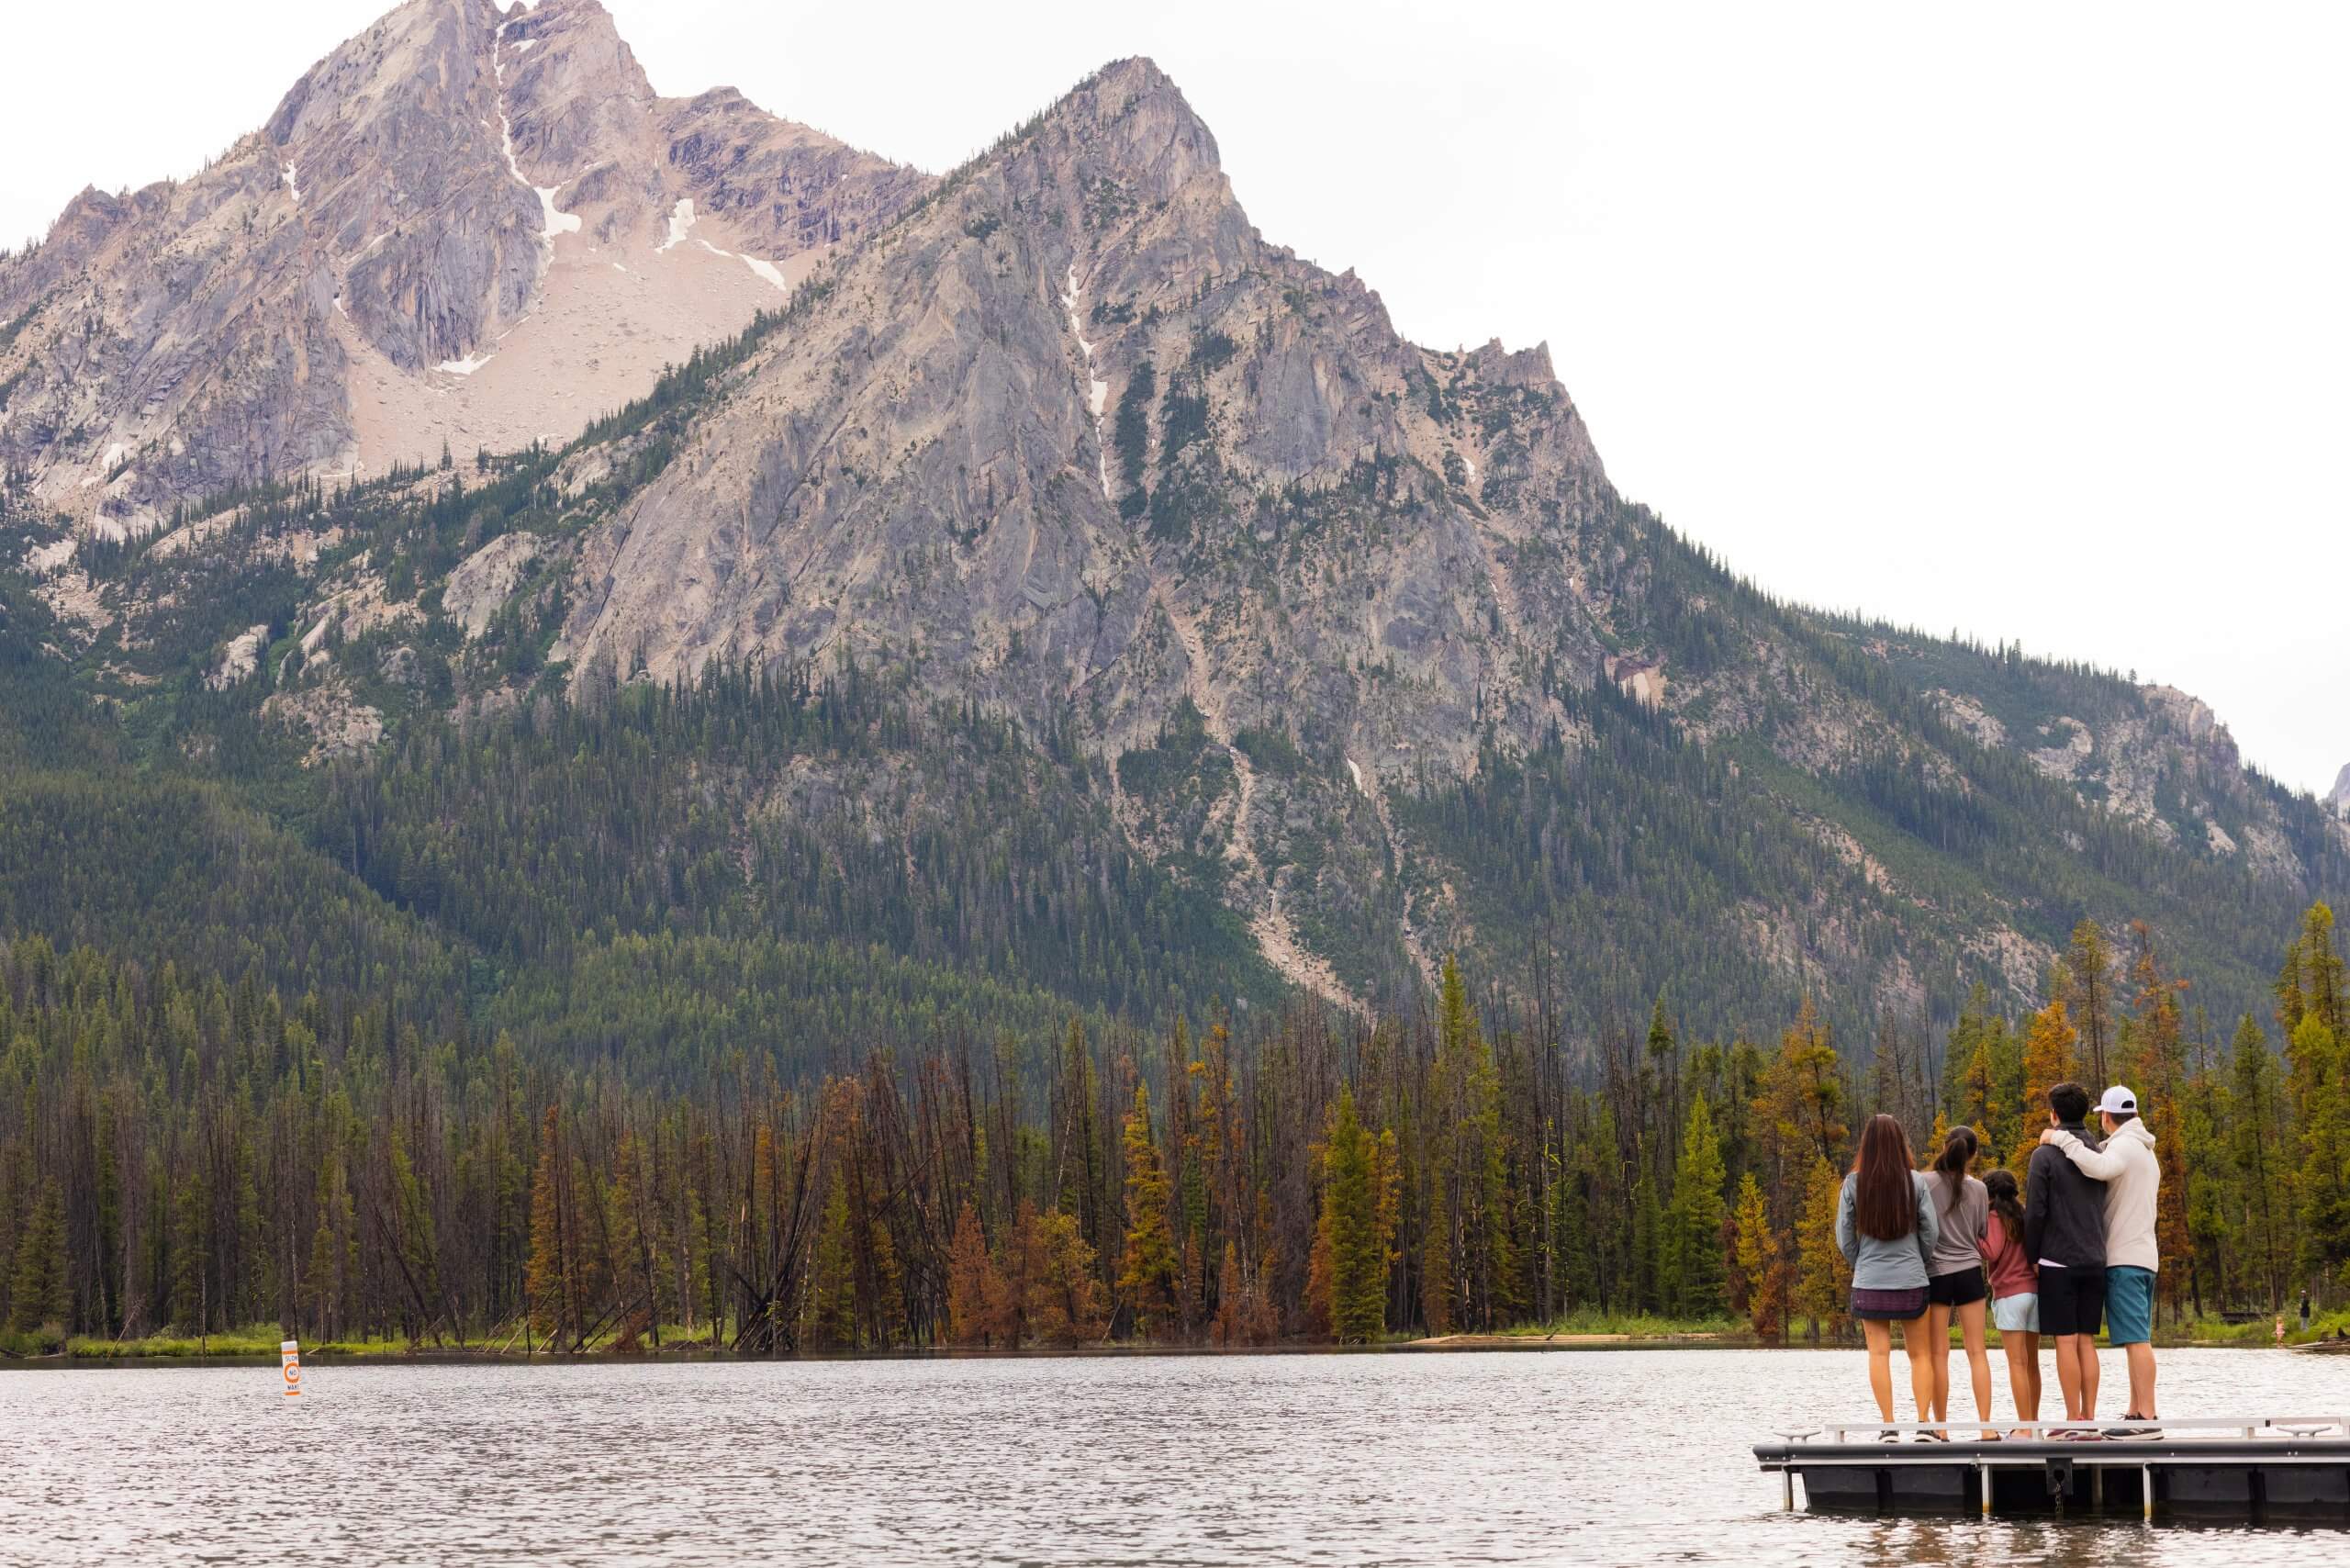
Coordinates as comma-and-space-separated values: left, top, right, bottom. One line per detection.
2142, 1464, 2153, 1523
1979, 1462, 1991, 1518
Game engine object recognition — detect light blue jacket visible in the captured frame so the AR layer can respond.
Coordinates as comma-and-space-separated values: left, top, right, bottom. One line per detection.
1836, 1169, 1941, 1291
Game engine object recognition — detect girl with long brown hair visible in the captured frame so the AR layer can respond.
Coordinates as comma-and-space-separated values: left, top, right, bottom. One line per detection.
1835, 1114, 1942, 1436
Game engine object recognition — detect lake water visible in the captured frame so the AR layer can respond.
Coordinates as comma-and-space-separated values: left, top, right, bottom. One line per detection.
4, 1347, 2347, 1565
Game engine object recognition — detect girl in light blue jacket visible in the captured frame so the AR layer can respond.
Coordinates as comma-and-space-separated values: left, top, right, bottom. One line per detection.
1837, 1114, 1942, 1436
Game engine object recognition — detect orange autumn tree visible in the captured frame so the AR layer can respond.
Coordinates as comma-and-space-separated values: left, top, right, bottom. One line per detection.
945, 1201, 1002, 1347
1729, 1171, 1784, 1337
2013, 995, 2081, 1170
1751, 996, 1849, 1282
1117, 1085, 1179, 1338
1754, 997, 1848, 1176
1793, 1157, 1850, 1339
1026, 1205, 1108, 1347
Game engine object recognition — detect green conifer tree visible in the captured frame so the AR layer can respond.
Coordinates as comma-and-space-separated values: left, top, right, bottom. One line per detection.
1323, 1090, 1392, 1342
2228, 1014, 2288, 1307
807, 1170, 857, 1350
2290, 1014, 2350, 1282
1631, 1165, 1664, 1313
1668, 1094, 1729, 1316
524, 1107, 569, 1343
7, 1182, 70, 1333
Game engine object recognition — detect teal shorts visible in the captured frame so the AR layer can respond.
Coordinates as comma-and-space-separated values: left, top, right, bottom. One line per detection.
2106, 1264, 2155, 1345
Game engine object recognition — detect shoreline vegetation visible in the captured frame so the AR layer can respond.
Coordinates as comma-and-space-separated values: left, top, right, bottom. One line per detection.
12, 1307, 2349, 1365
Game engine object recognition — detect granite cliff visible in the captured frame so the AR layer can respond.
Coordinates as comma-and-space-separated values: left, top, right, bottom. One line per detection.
0, 0, 925, 541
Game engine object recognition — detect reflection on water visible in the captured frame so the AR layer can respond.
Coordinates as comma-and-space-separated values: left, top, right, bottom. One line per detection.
2, 1347, 2345, 1565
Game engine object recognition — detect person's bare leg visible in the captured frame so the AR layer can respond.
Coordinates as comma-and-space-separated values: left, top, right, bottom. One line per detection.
1959, 1297, 1993, 1436
2003, 1330, 2040, 1436
2126, 1341, 2156, 1418
1927, 1302, 1954, 1427
2079, 1336, 2100, 1420
1863, 1318, 1896, 1424
1902, 1315, 1938, 1429
2053, 1332, 2085, 1419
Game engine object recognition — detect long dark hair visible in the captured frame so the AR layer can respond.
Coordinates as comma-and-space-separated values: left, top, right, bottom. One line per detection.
1852, 1114, 1918, 1241
1984, 1169, 2024, 1240
1933, 1126, 1978, 1212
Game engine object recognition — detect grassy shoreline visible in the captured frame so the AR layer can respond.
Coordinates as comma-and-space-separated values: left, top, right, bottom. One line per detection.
7, 1309, 2344, 1366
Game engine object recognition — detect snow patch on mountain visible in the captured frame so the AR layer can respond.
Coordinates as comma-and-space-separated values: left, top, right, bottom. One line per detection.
1061, 264, 1112, 495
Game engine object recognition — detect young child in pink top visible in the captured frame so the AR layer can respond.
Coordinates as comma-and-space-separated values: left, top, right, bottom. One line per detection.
1980, 1168, 2041, 1435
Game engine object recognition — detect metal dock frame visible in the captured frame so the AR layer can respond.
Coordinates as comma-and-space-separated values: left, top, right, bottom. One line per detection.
1758, 1417, 2350, 1523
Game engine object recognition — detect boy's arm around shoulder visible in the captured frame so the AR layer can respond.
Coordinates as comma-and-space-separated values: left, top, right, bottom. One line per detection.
2043, 1126, 2126, 1180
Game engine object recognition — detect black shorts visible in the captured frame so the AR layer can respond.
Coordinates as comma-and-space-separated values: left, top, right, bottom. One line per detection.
1928, 1265, 1987, 1307
2038, 1263, 2106, 1338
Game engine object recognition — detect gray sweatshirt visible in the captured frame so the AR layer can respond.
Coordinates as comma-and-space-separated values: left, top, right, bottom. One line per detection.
1836, 1169, 1942, 1291
1926, 1173, 1988, 1278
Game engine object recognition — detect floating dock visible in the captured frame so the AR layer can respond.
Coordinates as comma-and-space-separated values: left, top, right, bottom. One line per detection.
1755, 1417, 2350, 1522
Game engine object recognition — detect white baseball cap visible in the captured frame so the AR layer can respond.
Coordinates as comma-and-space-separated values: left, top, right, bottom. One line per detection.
2097, 1085, 2138, 1115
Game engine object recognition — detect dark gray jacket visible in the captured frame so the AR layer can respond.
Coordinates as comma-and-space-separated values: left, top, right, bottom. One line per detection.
2024, 1125, 2107, 1269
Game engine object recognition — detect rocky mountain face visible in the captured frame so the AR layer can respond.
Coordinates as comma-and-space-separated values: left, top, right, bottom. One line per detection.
0, 0, 925, 541
547, 59, 1628, 996
2, 6, 2342, 1040
2330, 764, 2350, 821
538, 58, 2345, 1010
1930, 679, 2301, 871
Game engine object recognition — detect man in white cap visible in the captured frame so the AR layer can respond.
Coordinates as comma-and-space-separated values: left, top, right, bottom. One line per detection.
2042, 1084, 2160, 1432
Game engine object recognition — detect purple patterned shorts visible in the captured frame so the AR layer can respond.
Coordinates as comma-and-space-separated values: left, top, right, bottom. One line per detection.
1852, 1286, 1930, 1321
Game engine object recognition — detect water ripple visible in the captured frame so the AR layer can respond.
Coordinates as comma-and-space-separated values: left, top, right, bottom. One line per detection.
2, 1349, 2345, 1565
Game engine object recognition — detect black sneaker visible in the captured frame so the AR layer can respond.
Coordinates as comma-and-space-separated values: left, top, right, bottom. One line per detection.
2104, 1414, 2162, 1439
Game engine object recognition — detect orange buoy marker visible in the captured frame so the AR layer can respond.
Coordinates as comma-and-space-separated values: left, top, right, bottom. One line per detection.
282, 1339, 302, 1398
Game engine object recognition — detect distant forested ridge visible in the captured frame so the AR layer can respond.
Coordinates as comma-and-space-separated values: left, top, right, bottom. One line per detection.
5, 445, 2344, 1061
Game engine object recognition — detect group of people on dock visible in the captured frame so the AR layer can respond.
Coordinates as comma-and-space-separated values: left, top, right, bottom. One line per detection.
1836, 1080, 2162, 1439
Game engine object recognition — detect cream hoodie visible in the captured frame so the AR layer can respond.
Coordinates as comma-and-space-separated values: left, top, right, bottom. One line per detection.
2047, 1117, 2160, 1272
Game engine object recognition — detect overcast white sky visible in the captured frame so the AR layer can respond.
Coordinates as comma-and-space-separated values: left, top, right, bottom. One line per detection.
5, 1, 2343, 794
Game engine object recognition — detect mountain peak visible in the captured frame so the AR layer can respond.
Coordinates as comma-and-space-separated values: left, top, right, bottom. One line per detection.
0, 0, 926, 518
2329, 763, 2350, 817
1034, 56, 1223, 197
